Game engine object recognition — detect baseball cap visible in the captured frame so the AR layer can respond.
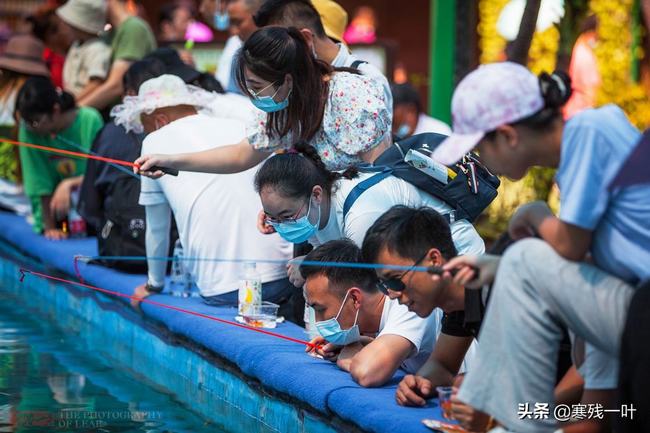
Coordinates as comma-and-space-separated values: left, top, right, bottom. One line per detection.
432, 62, 544, 165
312, 0, 348, 42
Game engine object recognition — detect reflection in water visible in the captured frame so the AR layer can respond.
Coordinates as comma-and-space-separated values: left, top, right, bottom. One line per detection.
0, 292, 224, 433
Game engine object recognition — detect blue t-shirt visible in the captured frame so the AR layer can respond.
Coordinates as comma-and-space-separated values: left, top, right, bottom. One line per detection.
556, 105, 649, 284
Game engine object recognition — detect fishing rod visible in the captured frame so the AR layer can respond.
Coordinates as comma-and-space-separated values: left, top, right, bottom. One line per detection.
19, 268, 320, 349
0, 137, 179, 176
53, 134, 140, 180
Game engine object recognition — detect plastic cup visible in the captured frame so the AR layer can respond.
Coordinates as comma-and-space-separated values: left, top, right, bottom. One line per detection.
436, 386, 455, 420
241, 301, 280, 328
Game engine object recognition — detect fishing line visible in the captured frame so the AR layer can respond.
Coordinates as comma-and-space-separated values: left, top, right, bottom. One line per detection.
19, 268, 319, 348
73, 254, 437, 279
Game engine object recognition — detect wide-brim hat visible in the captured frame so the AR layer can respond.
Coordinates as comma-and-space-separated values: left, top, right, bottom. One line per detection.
0, 34, 49, 77
56, 0, 107, 35
110, 74, 216, 133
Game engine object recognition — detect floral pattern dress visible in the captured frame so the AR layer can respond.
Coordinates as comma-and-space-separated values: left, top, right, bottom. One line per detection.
246, 71, 391, 171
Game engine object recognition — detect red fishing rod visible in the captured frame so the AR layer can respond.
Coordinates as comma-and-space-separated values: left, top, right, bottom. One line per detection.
19, 268, 319, 349
0, 137, 179, 176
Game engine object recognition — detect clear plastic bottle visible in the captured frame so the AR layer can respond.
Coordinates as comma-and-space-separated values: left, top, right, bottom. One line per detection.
171, 240, 192, 297
67, 188, 86, 238
238, 262, 262, 315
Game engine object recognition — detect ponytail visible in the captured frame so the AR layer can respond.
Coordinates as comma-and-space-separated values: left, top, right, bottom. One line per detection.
16, 76, 76, 124
254, 141, 357, 200
515, 70, 572, 130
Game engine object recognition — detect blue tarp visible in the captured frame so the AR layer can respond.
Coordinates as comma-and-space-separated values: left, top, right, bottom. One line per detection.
0, 211, 445, 433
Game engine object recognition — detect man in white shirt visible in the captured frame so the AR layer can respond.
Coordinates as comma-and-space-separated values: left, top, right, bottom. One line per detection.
253, 0, 393, 116
110, 74, 293, 306
301, 239, 442, 387
391, 82, 451, 139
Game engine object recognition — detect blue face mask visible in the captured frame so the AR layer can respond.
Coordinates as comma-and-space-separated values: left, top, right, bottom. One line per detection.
269, 197, 320, 244
249, 81, 290, 113
395, 123, 411, 139
312, 290, 361, 346
213, 13, 229, 31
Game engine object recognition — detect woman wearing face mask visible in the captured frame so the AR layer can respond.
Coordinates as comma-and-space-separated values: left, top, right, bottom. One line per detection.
254, 141, 485, 287
134, 26, 391, 177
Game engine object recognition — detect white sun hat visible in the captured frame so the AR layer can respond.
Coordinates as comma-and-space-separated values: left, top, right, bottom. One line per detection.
111, 74, 216, 133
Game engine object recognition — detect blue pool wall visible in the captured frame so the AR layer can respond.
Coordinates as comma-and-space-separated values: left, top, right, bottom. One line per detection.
0, 212, 442, 433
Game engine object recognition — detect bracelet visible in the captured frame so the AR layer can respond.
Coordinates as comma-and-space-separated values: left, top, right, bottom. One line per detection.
145, 282, 164, 293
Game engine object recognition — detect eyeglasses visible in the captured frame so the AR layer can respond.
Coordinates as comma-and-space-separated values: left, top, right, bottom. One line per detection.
23, 115, 49, 131
265, 198, 310, 225
247, 81, 279, 99
376, 251, 429, 296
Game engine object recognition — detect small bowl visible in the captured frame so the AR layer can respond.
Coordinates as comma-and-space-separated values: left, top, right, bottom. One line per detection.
242, 301, 280, 328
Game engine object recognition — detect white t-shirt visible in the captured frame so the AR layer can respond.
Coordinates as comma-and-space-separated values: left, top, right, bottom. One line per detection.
311, 173, 485, 256
215, 35, 243, 94
204, 92, 257, 126
378, 298, 442, 374
139, 113, 292, 296
414, 113, 452, 136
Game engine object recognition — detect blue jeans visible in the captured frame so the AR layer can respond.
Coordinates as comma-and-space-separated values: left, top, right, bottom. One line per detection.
201, 277, 295, 307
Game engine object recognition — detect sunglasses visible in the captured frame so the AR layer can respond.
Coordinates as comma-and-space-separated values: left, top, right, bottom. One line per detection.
376, 251, 429, 296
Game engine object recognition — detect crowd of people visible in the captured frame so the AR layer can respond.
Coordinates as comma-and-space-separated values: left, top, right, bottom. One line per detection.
0, 0, 649, 432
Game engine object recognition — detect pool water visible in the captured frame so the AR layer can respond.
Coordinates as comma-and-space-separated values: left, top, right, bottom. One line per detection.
0, 292, 227, 433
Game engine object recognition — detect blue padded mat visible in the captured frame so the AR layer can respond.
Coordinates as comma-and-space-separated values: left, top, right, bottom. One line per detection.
0, 211, 442, 433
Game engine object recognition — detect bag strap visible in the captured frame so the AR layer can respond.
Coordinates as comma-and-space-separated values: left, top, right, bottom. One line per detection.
350, 60, 368, 69
342, 167, 456, 224
343, 169, 393, 219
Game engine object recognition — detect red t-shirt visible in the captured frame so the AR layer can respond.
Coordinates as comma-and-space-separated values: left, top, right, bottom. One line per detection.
43, 48, 64, 88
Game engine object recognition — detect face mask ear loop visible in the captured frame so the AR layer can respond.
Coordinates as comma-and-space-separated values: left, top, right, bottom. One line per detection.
334, 290, 360, 328
351, 305, 360, 327
334, 289, 351, 320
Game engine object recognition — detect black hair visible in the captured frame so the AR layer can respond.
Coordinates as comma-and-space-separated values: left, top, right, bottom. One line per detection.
16, 76, 75, 124
485, 70, 572, 140
254, 141, 357, 201
158, 3, 184, 26
361, 206, 458, 264
192, 73, 225, 93
25, 8, 57, 42
235, 26, 333, 142
122, 58, 166, 94
300, 239, 378, 294
254, 0, 327, 38
390, 82, 422, 113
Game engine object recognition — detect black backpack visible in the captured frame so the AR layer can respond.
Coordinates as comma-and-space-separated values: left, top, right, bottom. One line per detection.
96, 177, 148, 273
343, 133, 500, 223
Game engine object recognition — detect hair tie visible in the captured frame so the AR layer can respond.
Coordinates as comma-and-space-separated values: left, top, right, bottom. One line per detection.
287, 148, 299, 155
549, 73, 567, 98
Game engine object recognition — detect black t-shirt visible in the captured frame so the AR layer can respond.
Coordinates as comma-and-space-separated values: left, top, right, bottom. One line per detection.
440, 286, 491, 339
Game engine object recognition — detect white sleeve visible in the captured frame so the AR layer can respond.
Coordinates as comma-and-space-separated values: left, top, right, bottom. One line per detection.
378, 302, 431, 351
450, 219, 485, 255
145, 203, 172, 287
